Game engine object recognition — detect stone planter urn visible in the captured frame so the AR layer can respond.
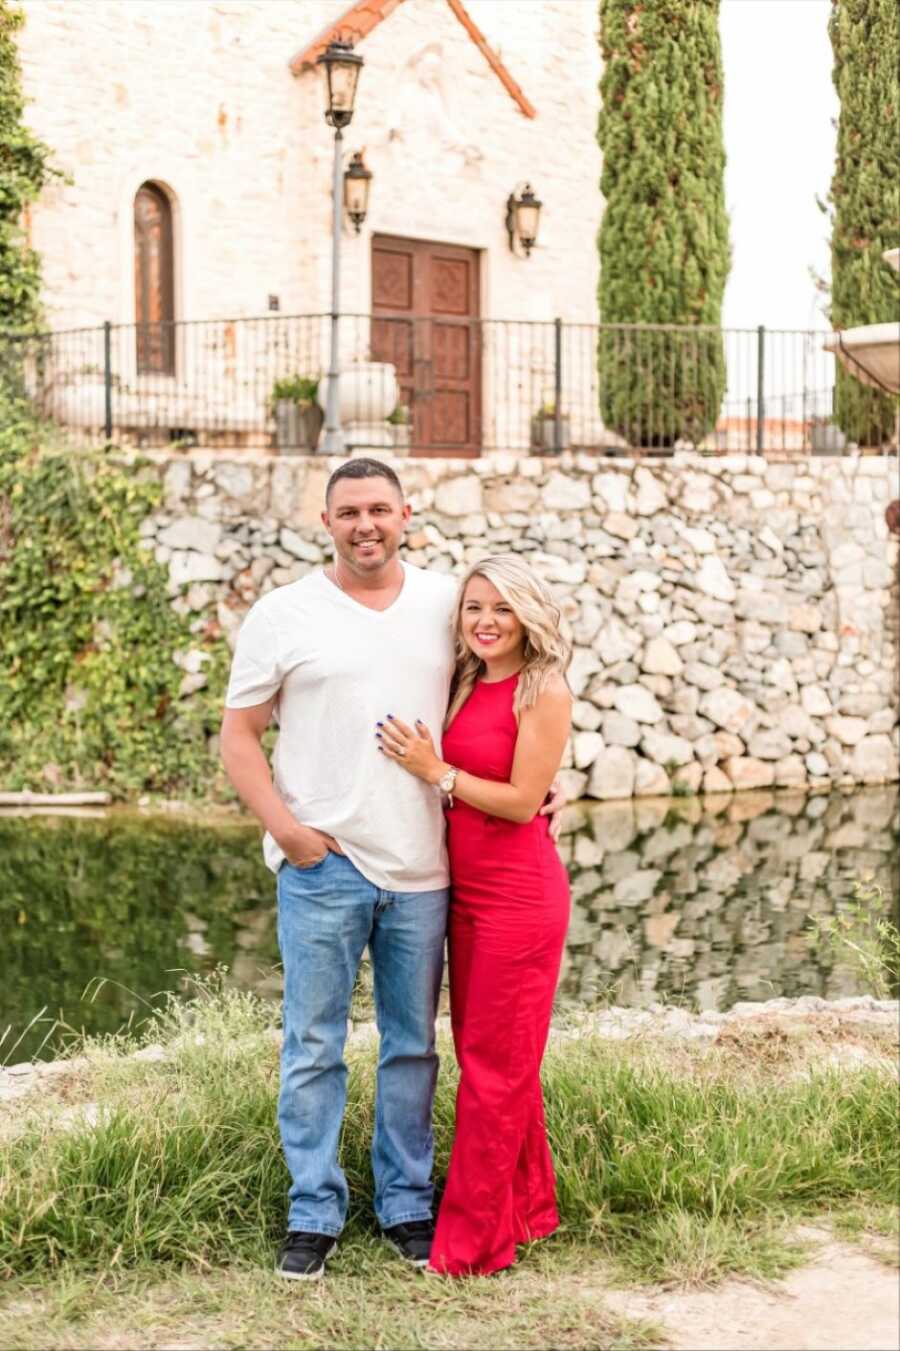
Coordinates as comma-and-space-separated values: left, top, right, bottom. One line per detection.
316, 362, 399, 451
274, 400, 324, 453
530, 412, 570, 453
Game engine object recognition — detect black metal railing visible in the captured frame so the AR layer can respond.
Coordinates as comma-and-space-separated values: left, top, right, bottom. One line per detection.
0, 313, 891, 455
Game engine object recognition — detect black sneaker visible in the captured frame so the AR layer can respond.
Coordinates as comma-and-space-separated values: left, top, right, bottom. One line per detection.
275, 1230, 337, 1281
381, 1219, 434, 1267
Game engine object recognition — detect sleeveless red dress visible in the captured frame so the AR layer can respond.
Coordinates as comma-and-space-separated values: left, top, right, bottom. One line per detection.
429, 673, 571, 1276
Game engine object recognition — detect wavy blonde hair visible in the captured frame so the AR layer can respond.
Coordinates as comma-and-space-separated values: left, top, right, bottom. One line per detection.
445, 554, 572, 727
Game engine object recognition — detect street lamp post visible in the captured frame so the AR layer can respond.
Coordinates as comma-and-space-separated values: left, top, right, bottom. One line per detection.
317, 39, 364, 455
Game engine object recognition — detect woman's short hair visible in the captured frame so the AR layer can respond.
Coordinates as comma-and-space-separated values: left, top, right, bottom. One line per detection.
446, 553, 572, 725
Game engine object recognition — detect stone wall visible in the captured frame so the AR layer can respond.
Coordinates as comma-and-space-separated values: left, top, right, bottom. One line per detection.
136, 450, 900, 796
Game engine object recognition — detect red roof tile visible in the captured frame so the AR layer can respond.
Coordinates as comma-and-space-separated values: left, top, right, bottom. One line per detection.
289, 0, 536, 119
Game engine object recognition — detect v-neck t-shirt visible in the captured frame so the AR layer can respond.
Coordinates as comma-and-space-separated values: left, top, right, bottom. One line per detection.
225, 562, 457, 890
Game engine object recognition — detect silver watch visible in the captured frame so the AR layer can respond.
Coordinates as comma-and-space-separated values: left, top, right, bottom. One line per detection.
437, 766, 459, 796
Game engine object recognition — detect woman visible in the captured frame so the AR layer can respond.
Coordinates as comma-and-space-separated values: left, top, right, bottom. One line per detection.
377, 554, 572, 1277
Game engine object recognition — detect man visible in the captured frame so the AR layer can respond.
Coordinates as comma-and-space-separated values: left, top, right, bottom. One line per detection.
220, 458, 561, 1280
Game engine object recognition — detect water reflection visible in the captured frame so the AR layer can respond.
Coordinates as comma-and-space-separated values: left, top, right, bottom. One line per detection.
1, 787, 897, 1062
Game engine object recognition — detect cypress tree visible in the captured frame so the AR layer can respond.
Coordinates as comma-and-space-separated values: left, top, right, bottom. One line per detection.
0, 0, 58, 331
597, 0, 730, 447
828, 0, 900, 446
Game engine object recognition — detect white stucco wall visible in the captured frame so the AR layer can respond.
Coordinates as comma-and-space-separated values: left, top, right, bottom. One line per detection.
17, 0, 602, 333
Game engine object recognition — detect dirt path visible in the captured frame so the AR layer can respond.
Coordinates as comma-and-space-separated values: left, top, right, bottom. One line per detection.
605, 1232, 899, 1351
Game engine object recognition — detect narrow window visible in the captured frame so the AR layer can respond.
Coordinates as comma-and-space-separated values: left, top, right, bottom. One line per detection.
134, 182, 175, 375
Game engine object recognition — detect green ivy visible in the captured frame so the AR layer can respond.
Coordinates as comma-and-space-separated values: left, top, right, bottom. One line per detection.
0, 0, 61, 332
0, 418, 233, 799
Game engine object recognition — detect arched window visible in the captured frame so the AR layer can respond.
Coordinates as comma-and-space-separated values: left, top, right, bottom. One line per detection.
134, 182, 175, 375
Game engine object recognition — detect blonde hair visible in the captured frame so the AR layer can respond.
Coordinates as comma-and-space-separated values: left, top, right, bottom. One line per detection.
445, 554, 572, 727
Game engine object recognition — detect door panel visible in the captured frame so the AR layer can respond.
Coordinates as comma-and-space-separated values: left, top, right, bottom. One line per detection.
372, 236, 481, 456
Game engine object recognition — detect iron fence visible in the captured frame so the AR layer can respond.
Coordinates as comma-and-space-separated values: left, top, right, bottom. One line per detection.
0, 313, 891, 455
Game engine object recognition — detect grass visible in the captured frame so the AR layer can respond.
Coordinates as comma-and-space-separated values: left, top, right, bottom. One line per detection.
0, 982, 896, 1348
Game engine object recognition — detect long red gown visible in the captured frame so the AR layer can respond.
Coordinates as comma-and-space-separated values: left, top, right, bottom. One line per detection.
430, 672, 571, 1276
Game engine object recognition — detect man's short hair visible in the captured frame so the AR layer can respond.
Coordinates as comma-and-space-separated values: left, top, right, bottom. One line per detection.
325, 458, 404, 504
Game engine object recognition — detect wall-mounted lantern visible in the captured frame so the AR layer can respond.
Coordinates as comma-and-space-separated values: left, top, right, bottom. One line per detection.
505, 183, 542, 257
344, 152, 372, 234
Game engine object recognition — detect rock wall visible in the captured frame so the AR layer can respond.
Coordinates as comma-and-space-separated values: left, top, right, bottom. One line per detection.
137, 449, 900, 795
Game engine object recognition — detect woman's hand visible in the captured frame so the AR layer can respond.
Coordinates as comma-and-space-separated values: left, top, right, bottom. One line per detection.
377, 716, 444, 784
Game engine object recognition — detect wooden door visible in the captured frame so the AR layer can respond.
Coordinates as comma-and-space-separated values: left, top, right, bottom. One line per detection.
134, 183, 175, 376
372, 235, 481, 455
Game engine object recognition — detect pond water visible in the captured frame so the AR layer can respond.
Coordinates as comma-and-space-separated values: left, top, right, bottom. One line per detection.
2, 786, 898, 1063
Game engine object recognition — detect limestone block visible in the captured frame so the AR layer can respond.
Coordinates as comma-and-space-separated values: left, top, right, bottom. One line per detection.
724, 757, 775, 790
633, 466, 667, 516
542, 471, 591, 511
572, 601, 605, 646
567, 647, 603, 697
746, 728, 792, 761
777, 704, 818, 742
702, 766, 733, 795
788, 604, 821, 634
603, 512, 639, 541
573, 731, 605, 770
557, 768, 589, 800
663, 620, 697, 646
168, 551, 226, 588
593, 617, 642, 664
434, 476, 483, 517
591, 472, 629, 512
838, 690, 886, 718
586, 746, 635, 800
713, 730, 745, 759
572, 699, 602, 731
801, 684, 832, 717
600, 710, 641, 747
642, 637, 683, 676
868, 708, 898, 735
825, 715, 868, 747
279, 528, 323, 563
157, 516, 222, 553
774, 755, 807, 787
672, 761, 703, 794
634, 759, 670, 796
699, 687, 757, 735
695, 556, 736, 602
805, 750, 829, 777
163, 460, 192, 508
849, 734, 898, 783
483, 478, 540, 513
613, 684, 664, 724
641, 729, 694, 767
677, 524, 716, 554
683, 661, 725, 691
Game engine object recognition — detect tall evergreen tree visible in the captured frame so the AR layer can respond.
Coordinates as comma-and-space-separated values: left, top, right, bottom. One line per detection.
0, 0, 57, 331
597, 0, 730, 447
828, 0, 899, 446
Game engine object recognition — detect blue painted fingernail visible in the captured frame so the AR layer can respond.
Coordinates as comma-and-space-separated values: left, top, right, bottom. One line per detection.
387, 714, 395, 720
376, 721, 383, 727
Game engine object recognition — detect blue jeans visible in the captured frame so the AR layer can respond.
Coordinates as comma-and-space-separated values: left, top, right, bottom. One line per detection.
276, 850, 449, 1236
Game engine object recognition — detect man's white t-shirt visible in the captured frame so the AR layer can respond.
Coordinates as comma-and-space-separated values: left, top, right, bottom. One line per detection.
225, 562, 458, 891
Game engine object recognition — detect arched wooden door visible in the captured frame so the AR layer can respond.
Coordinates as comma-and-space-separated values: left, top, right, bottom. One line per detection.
134, 183, 175, 376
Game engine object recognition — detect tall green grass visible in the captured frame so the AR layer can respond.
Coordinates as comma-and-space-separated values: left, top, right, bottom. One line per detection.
1, 986, 896, 1279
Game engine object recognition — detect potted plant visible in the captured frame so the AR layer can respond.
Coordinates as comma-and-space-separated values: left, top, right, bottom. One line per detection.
272, 374, 323, 452
387, 402, 411, 451
530, 400, 570, 453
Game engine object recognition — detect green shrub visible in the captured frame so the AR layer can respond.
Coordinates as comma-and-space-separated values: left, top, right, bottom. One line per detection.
597, 0, 730, 447
827, 0, 900, 445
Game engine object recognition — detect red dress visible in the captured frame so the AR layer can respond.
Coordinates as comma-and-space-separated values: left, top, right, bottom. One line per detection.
430, 673, 571, 1276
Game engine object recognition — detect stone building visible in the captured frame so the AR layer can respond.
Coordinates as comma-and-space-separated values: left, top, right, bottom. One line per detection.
16, 0, 602, 451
